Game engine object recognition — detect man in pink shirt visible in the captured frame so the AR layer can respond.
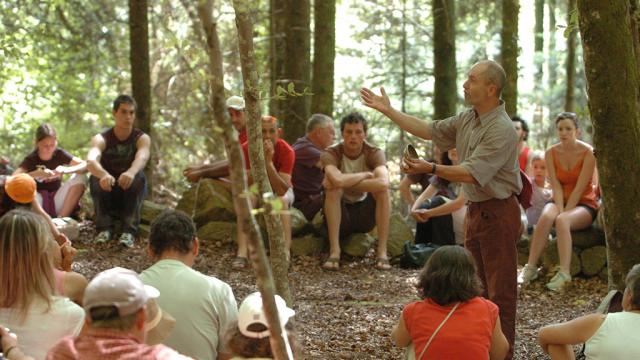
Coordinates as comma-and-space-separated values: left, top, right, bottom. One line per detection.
46, 267, 192, 360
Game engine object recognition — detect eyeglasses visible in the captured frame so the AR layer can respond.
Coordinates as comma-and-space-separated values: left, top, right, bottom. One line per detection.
556, 111, 577, 120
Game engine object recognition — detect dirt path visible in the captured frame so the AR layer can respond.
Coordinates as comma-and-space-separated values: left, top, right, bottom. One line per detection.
73, 224, 607, 359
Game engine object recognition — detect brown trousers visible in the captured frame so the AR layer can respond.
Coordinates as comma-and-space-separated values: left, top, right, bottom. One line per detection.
465, 195, 520, 360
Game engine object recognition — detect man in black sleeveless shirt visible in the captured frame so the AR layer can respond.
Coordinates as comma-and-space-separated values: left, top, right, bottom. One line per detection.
87, 95, 151, 247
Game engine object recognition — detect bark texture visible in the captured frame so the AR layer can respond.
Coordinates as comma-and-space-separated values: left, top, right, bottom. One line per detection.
310, 0, 335, 117
564, 0, 577, 112
501, 0, 520, 116
432, 0, 457, 119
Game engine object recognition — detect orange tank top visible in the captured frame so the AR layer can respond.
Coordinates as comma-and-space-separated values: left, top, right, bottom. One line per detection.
552, 147, 599, 209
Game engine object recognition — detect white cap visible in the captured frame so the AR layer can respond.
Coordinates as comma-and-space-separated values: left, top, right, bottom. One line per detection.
83, 267, 159, 317
237, 292, 295, 339
226, 96, 245, 110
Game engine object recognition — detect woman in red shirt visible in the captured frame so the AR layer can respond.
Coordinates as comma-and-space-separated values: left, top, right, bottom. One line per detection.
392, 246, 509, 360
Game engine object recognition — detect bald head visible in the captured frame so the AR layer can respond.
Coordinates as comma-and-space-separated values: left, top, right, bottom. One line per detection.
474, 60, 506, 97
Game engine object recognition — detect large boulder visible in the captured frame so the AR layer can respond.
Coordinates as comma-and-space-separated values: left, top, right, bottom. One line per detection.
580, 245, 607, 276
197, 221, 236, 243
341, 233, 376, 257
289, 207, 311, 236
571, 227, 606, 249
291, 234, 327, 256
141, 201, 168, 225
175, 179, 235, 227
52, 217, 80, 241
387, 214, 414, 258
542, 239, 581, 276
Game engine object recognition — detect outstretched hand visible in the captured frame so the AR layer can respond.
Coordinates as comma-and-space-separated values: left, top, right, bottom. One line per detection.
360, 87, 392, 114
402, 157, 434, 175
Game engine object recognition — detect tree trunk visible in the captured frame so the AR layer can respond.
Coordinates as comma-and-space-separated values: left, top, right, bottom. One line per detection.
281, 0, 311, 143
548, 0, 558, 93
432, 0, 457, 119
534, 0, 545, 92
577, 0, 640, 290
232, 0, 292, 305
564, 0, 577, 112
129, 0, 153, 194
631, 0, 640, 74
269, 0, 287, 118
310, 0, 335, 117
501, 0, 519, 117
199, 1, 292, 359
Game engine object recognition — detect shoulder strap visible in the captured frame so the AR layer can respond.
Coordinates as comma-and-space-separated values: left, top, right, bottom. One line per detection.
416, 302, 460, 360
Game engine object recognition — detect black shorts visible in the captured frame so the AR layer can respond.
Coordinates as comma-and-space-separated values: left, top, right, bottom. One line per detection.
323, 193, 377, 238
545, 200, 598, 221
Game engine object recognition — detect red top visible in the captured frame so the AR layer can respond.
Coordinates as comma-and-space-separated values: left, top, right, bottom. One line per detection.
46, 329, 193, 359
403, 297, 498, 359
518, 146, 530, 171
238, 129, 247, 144
552, 147, 599, 209
242, 138, 295, 176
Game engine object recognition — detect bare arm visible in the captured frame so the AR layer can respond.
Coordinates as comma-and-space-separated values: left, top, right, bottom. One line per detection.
546, 147, 565, 212
391, 313, 412, 348
56, 156, 87, 174
349, 165, 389, 193
411, 184, 438, 211
127, 133, 151, 175
403, 158, 477, 184
360, 87, 432, 140
86, 134, 109, 179
420, 191, 465, 218
399, 176, 417, 206
538, 313, 605, 354
324, 164, 372, 189
266, 163, 291, 197
564, 149, 596, 211
489, 317, 509, 360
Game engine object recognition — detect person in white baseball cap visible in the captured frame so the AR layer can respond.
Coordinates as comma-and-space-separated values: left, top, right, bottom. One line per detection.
46, 267, 191, 360
225, 292, 299, 359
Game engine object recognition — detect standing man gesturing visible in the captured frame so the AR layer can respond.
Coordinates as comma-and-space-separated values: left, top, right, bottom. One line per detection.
361, 60, 521, 359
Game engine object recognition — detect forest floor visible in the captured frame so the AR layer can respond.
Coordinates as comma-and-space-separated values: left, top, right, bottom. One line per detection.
73, 222, 608, 360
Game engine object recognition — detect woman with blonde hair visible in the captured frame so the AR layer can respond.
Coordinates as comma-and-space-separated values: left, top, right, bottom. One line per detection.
0, 209, 84, 360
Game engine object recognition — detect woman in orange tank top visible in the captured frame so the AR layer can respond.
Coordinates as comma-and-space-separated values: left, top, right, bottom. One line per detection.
518, 112, 599, 291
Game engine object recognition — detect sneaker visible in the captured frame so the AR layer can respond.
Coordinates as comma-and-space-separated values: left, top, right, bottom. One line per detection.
546, 270, 571, 291
518, 264, 539, 285
119, 233, 135, 248
95, 230, 112, 244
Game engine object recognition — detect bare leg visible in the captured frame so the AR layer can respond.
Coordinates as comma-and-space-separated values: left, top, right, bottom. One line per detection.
58, 184, 85, 218
555, 207, 594, 274
547, 344, 576, 360
372, 189, 390, 260
527, 203, 560, 266
324, 187, 343, 260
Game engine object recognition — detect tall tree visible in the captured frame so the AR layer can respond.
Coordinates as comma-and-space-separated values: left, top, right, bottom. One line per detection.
501, 0, 519, 116
269, 0, 287, 118
564, 0, 577, 112
129, 0, 153, 189
233, 0, 292, 306
310, 0, 336, 117
631, 0, 640, 73
201, 1, 291, 358
432, 0, 457, 119
534, 0, 545, 91
577, 0, 640, 290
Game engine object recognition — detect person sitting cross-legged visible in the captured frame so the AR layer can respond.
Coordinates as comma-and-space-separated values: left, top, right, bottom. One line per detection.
87, 94, 151, 248
538, 263, 640, 360
46, 267, 192, 359
140, 209, 238, 360
320, 112, 390, 271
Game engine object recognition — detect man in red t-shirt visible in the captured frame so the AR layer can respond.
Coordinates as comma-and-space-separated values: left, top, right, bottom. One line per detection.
182, 96, 248, 182
512, 116, 531, 171
233, 116, 295, 269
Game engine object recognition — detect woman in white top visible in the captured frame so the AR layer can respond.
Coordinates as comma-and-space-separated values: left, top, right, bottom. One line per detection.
0, 209, 84, 360
538, 263, 640, 359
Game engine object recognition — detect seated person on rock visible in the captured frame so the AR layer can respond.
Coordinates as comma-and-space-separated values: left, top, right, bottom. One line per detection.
525, 151, 552, 233
411, 148, 467, 246
513, 115, 532, 172
232, 115, 295, 269
291, 113, 336, 222
320, 112, 390, 271
519, 112, 598, 291
47, 267, 193, 359
87, 94, 151, 248
140, 210, 238, 360
399, 157, 434, 214
182, 95, 247, 183
538, 263, 640, 360
14, 123, 86, 218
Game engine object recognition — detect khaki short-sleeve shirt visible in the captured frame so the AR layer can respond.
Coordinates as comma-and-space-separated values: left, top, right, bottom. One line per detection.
427, 102, 522, 202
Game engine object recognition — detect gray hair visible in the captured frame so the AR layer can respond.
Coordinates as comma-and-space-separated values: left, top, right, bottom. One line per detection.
306, 113, 333, 133
477, 60, 506, 97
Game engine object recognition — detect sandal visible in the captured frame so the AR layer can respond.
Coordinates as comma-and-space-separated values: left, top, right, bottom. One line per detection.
231, 256, 249, 270
322, 257, 340, 271
375, 258, 391, 271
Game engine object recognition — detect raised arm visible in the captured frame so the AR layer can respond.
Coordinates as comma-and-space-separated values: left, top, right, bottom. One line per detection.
360, 87, 432, 140
564, 148, 596, 211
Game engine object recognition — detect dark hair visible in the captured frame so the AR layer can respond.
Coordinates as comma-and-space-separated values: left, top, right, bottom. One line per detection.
511, 116, 529, 141
555, 112, 579, 128
148, 210, 196, 256
340, 112, 367, 133
112, 94, 137, 112
35, 123, 57, 143
226, 321, 299, 359
416, 246, 483, 306
436, 150, 453, 188
626, 264, 640, 310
